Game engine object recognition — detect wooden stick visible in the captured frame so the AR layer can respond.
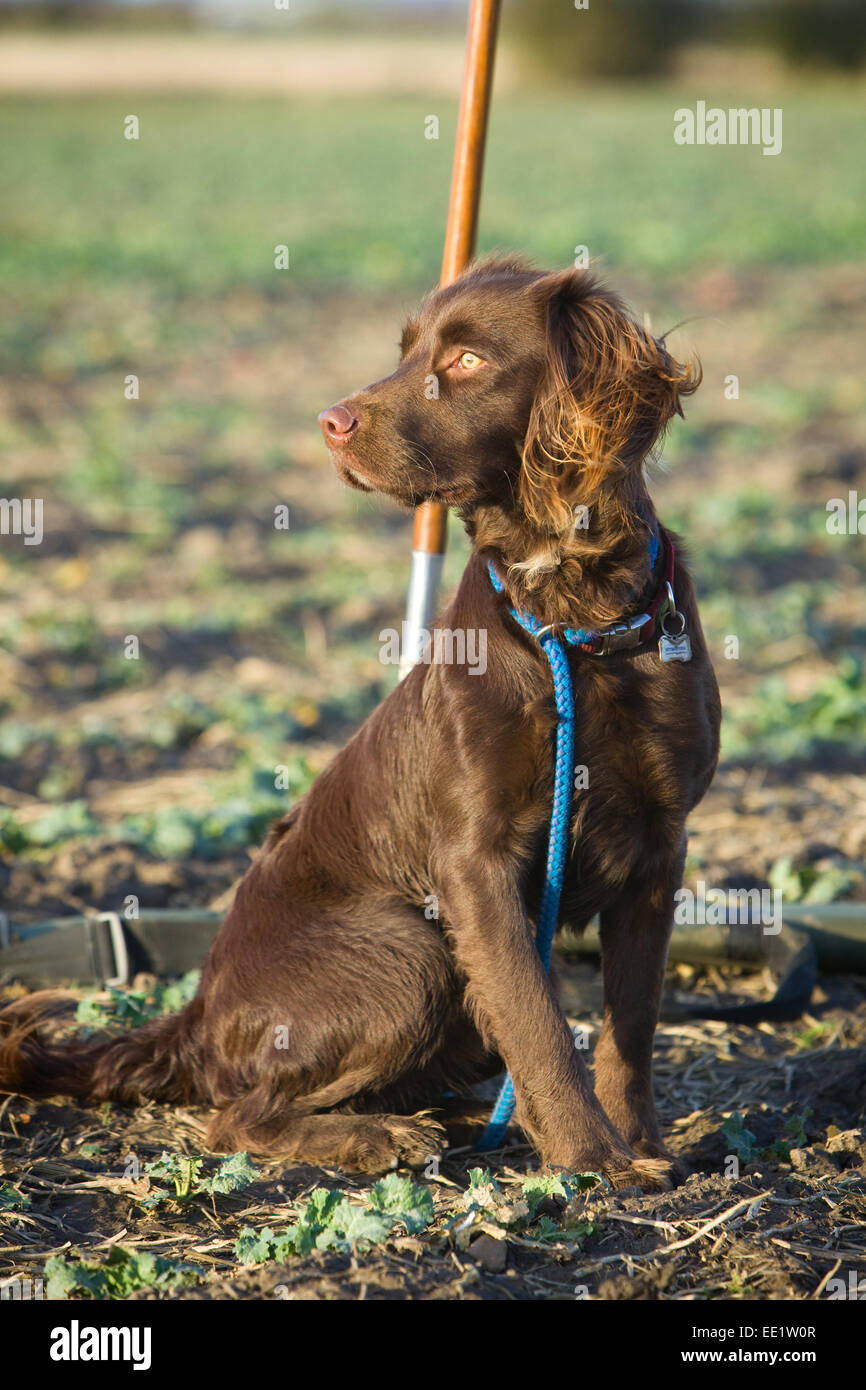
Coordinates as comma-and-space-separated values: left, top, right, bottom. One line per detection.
440, 0, 502, 289
402, 0, 501, 674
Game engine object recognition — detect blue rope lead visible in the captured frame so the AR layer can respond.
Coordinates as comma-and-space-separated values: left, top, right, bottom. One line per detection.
477, 532, 660, 1150
478, 562, 582, 1150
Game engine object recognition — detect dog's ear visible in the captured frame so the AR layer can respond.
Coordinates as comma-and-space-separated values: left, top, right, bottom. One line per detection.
520, 269, 700, 532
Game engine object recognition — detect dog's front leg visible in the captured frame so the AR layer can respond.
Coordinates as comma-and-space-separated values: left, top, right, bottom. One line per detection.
436, 849, 667, 1185
593, 842, 687, 1165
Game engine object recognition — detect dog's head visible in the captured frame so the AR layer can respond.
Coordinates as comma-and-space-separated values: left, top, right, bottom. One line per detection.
319, 257, 699, 543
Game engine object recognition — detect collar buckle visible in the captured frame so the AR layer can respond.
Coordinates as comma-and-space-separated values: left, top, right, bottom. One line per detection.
597, 611, 650, 655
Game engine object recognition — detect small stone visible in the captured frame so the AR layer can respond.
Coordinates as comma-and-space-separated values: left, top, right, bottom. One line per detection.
789, 1147, 840, 1177
826, 1128, 864, 1156
825, 1129, 866, 1166
469, 1233, 507, 1273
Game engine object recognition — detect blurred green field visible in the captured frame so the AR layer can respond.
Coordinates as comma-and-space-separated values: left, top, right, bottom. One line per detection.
1, 86, 865, 911
1, 85, 864, 310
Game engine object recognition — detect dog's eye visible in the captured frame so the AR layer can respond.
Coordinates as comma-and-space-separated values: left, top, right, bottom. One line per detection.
455, 351, 485, 371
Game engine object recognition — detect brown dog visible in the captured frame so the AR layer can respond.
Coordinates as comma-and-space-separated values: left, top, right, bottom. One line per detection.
0, 259, 720, 1188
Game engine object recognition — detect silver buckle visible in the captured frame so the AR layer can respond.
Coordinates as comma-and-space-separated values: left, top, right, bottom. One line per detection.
598, 611, 650, 655
86, 911, 130, 988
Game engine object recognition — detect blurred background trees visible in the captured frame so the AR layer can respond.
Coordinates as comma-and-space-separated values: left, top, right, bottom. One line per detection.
5, 0, 866, 77
0, 0, 864, 76
511, 0, 866, 79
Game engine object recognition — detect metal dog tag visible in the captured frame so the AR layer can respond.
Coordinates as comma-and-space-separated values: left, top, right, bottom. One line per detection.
658, 583, 692, 662
659, 631, 692, 663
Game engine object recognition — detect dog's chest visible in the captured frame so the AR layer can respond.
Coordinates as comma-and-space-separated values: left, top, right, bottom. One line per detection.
518, 672, 688, 914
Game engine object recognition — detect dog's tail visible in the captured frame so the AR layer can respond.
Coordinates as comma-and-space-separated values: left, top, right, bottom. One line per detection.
0, 990, 207, 1106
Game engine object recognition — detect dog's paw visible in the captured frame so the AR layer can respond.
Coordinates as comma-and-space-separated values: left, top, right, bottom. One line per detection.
632, 1140, 688, 1184
379, 1112, 446, 1169
605, 1156, 676, 1193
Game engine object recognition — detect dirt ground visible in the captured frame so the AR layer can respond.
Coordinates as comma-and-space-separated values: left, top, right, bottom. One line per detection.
1, 967, 864, 1301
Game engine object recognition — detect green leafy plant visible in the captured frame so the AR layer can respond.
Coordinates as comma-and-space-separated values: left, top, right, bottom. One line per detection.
723, 658, 866, 768
454, 1168, 529, 1227
522, 1170, 601, 1215
367, 1172, 435, 1234
139, 1151, 259, 1209
235, 1174, 435, 1263
768, 856, 857, 905
449, 1168, 600, 1249
764, 1109, 813, 1162
45, 1246, 202, 1300
726, 1270, 757, 1299
794, 1021, 834, 1049
721, 1113, 759, 1163
721, 1109, 814, 1166
76, 970, 201, 1029
197, 1151, 261, 1197
144, 1153, 204, 1201
24, 799, 98, 847
0, 1184, 30, 1212
0, 808, 27, 855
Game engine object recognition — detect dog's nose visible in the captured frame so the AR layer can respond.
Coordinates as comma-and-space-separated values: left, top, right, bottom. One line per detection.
318, 404, 359, 445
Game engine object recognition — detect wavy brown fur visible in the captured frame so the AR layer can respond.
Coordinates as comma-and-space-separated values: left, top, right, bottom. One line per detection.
470, 266, 701, 627
0, 990, 204, 1105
